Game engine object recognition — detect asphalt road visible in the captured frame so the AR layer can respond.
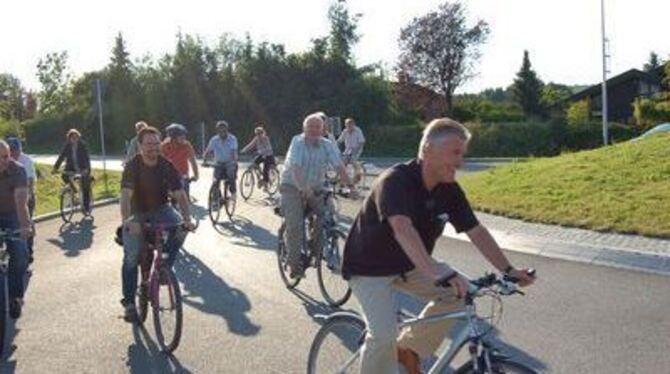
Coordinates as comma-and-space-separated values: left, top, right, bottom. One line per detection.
3, 166, 669, 373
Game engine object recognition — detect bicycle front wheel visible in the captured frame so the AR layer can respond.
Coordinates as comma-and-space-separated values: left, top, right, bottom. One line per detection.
239, 168, 254, 201
454, 358, 537, 374
307, 313, 366, 374
153, 267, 183, 353
224, 183, 236, 219
208, 184, 222, 225
317, 230, 351, 307
59, 188, 75, 223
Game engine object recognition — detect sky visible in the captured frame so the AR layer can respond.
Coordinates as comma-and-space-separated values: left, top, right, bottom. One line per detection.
1, 0, 668, 93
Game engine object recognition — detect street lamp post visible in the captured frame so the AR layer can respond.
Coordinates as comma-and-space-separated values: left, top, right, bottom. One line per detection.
601, 0, 609, 146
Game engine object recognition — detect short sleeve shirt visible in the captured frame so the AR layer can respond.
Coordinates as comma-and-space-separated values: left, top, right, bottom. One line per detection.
161, 140, 195, 176
341, 159, 479, 278
17, 154, 36, 181
207, 134, 238, 164
0, 160, 28, 213
121, 156, 183, 214
280, 134, 343, 189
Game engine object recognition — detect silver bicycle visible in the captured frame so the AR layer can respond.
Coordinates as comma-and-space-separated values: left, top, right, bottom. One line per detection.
307, 271, 537, 374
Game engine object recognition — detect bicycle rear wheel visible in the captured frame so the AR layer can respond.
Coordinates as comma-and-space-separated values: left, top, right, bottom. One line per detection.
266, 167, 280, 196
153, 267, 183, 353
59, 188, 75, 223
208, 184, 222, 225
239, 168, 255, 201
277, 224, 300, 289
317, 230, 351, 307
307, 313, 366, 374
454, 358, 537, 374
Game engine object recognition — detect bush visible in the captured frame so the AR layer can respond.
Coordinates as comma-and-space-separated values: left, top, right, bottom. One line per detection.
634, 97, 670, 130
465, 121, 556, 157
365, 122, 423, 157
566, 99, 591, 127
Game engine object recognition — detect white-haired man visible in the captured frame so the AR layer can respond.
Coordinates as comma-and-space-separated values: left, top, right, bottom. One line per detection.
279, 113, 352, 279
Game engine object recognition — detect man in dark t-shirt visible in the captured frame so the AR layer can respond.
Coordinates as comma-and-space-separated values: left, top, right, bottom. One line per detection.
0, 140, 32, 319
342, 118, 535, 374
119, 126, 194, 322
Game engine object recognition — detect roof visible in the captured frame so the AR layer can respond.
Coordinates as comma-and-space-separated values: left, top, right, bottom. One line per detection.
569, 68, 663, 102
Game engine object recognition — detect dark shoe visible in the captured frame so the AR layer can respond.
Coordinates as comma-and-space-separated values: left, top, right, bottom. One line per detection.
398, 347, 422, 374
122, 300, 138, 323
9, 298, 23, 319
289, 266, 305, 280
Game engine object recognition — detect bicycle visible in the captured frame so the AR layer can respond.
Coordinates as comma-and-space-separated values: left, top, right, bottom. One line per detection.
239, 160, 279, 201
307, 270, 538, 374
275, 186, 351, 307
135, 222, 185, 353
170, 177, 200, 231
204, 162, 236, 225
59, 172, 94, 223
0, 228, 21, 359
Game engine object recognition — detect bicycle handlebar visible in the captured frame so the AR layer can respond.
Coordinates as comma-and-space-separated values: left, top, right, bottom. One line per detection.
436, 269, 536, 298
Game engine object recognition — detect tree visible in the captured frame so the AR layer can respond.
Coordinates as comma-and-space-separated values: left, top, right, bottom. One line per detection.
327, 0, 361, 62
566, 99, 591, 127
643, 52, 661, 72
36, 51, 71, 114
541, 83, 573, 112
398, 1, 489, 115
511, 50, 545, 117
0, 73, 25, 120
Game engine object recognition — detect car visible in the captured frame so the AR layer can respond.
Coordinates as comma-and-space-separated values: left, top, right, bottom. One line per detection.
632, 123, 670, 141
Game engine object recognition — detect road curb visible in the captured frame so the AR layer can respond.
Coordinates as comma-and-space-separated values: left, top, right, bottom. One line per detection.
33, 197, 120, 224
442, 229, 670, 277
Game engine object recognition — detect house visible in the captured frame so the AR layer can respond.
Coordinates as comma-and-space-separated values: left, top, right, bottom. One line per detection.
391, 73, 446, 122
568, 67, 665, 123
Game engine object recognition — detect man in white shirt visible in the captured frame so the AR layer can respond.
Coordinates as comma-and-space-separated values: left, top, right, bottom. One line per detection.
337, 118, 366, 184
7, 137, 36, 263
203, 120, 239, 201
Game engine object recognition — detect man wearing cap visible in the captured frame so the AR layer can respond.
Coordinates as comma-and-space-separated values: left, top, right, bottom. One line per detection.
7, 138, 36, 263
203, 120, 239, 202
0, 139, 32, 319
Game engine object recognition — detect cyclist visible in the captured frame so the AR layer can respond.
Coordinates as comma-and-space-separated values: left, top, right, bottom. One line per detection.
161, 123, 199, 197
125, 121, 148, 164
0, 140, 32, 319
7, 137, 36, 264
341, 118, 535, 373
203, 120, 239, 204
279, 113, 352, 279
120, 126, 194, 322
52, 129, 92, 213
240, 125, 275, 189
337, 118, 366, 185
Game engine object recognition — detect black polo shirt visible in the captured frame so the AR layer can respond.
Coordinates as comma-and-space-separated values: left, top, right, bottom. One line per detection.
342, 159, 479, 278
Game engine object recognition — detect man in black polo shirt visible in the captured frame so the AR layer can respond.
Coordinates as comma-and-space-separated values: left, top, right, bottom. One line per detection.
119, 126, 195, 322
342, 118, 535, 374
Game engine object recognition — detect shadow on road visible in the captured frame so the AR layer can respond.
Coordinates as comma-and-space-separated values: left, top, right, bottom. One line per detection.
45, 218, 96, 257
174, 248, 261, 337
212, 216, 278, 252
126, 324, 191, 373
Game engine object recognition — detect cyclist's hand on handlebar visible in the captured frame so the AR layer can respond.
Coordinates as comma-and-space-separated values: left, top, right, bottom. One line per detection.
19, 226, 33, 240
183, 219, 196, 232
448, 273, 469, 299
508, 268, 536, 287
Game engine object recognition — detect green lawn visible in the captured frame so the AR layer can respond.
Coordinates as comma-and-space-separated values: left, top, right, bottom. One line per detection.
459, 133, 670, 238
34, 164, 121, 216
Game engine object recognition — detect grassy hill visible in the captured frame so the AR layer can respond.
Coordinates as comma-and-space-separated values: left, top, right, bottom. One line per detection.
459, 134, 670, 238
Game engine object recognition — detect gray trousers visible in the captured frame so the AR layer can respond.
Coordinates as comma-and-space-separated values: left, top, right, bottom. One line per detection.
279, 184, 324, 272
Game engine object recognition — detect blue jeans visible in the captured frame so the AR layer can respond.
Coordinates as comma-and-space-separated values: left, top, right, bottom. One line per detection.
121, 205, 185, 304
0, 212, 29, 300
